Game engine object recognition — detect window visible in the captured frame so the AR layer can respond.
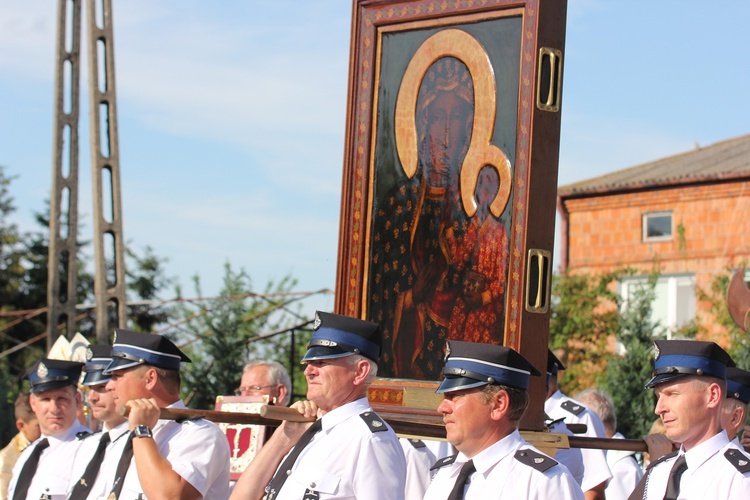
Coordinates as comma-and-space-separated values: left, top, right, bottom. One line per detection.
620, 274, 696, 338
643, 211, 673, 241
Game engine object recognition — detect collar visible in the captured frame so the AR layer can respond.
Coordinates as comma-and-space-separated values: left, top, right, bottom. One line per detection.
319, 397, 371, 432
44, 421, 91, 445
544, 389, 565, 412
106, 420, 131, 443
680, 429, 729, 471
454, 429, 523, 477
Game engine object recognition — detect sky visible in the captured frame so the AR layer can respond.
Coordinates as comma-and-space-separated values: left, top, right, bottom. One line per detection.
1, 1, 749, 317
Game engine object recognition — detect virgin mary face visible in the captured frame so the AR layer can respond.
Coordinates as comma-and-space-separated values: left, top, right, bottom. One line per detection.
425, 90, 473, 187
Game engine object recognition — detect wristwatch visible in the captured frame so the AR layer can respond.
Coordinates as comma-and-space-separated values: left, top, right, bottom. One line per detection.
133, 425, 153, 438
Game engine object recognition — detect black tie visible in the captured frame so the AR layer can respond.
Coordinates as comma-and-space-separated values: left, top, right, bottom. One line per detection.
447, 459, 475, 500
109, 433, 134, 499
69, 432, 112, 500
12, 438, 49, 500
265, 419, 323, 500
663, 454, 688, 500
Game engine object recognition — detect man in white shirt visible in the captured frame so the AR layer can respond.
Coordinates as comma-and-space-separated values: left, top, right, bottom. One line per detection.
7, 359, 90, 500
722, 367, 750, 446
103, 329, 231, 499
424, 340, 583, 500
630, 340, 750, 499
230, 311, 406, 500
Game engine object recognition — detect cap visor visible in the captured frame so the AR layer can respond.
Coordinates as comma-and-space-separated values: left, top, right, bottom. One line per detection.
301, 346, 354, 362
30, 380, 76, 393
644, 372, 688, 389
101, 358, 142, 375
436, 376, 488, 394
82, 371, 111, 386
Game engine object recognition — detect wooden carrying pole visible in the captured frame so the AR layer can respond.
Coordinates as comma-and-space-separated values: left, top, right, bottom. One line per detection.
121, 404, 647, 453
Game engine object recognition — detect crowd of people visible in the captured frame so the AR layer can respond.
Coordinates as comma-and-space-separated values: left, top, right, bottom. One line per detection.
1, 311, 750, 499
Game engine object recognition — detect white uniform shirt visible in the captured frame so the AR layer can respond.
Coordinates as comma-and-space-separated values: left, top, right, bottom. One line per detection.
423, 429, 584, 500
399, 438, 436, 500
66, 421, 131, 499
547, 417, 585, 485
640, 431, 750, 499
605, 432, 644, 500
115, 400, 230, 499
545, 390, 613, 491
269, 397, 406, 500
7, 422, 91, 500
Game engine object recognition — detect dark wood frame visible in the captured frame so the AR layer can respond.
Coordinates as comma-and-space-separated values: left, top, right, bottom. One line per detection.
336, 0, 567, 430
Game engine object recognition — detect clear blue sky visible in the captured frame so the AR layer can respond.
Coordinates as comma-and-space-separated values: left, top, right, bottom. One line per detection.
1, 1, 748, 314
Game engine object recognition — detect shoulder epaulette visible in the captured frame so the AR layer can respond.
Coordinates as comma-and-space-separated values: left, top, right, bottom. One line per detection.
359, 411, 388, 433
724, 449, 750, 474
430, 454, 457, 471
560, 400, 585, 416
646, 450, 679, 471
514, 448, 558, 473
406, 438, 426, 449
76, 431, 94, 440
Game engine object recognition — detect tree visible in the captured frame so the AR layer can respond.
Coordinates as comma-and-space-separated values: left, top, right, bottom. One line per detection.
549, 270, 622, 395
125, 245, 175, 333
173, 263, 309, 410
600, 272, 666, 439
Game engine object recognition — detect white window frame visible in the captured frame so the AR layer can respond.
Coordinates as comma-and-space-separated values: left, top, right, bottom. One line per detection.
642, 211, 673, 242
619, 273, 696, 339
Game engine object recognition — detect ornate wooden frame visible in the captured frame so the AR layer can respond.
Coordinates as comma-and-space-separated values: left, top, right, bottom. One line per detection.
336, 0, 567, 430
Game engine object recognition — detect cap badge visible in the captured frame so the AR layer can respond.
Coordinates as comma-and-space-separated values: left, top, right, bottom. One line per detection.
313, 312, 321, 330
37, 362, 49, 378
653, 343, 660, 361
112, 330, 118, 344
444, 343, 451, 363
86, 346, 94, 361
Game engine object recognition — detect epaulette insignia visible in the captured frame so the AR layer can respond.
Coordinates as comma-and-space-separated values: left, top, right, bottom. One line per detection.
724, 449, 750, 473
646, 451, 678, 471
560, 400, 585, 416
407, 438, 426, 449
359, 412, 387, 432
514, 449, 557, 473
431, 454, 457, 471
76, 431, 94, 440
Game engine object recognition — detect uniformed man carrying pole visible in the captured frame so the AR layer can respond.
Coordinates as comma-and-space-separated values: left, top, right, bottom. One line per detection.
629, 340, 750, 499
423, 340, 584, 499
230, 311, 407, 500
102, 329, 231, 499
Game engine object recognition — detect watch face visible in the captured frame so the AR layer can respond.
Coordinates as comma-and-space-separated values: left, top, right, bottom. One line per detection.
134, 425, 152, 438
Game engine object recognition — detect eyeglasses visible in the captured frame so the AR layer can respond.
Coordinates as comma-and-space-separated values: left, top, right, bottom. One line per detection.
234, 385, 275, 396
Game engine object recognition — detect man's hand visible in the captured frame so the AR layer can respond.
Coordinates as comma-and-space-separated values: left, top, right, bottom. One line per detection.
643, 433, 676, 462
125, 398, 161, 430
740, 424, 750, 452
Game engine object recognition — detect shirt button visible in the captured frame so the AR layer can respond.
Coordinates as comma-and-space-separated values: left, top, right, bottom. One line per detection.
309, 482, 316, 488
286, 470, 292, 476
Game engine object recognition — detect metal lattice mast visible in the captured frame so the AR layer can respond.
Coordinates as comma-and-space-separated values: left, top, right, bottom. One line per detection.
47, 0, 82, 349
86, 0, 127, 341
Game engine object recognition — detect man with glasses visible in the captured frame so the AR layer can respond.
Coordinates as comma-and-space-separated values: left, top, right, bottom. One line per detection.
236, 360, 291, 406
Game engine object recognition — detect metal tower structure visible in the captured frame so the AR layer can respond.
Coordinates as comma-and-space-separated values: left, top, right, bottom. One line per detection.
47, 0, 127, 347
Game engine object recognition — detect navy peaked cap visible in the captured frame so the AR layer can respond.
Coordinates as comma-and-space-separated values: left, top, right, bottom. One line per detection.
301, 311, 381, 363
726, 367, 750, 404
547, 349, 566, 375
82, 344, 114, 386
437, 340, 541, 394
645, 339, 735, 389
28, 358, 84, 393
102, 329, 190, 374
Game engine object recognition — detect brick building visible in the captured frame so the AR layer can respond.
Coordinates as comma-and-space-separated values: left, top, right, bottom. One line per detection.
557, 133, 750, 336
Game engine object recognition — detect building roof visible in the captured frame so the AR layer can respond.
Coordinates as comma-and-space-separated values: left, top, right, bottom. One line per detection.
558, 133, 750, 198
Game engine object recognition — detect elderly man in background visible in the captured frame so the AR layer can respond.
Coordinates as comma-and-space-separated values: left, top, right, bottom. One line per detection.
576, 388, 643, 500
237, 359, 292, 406
7, 359, 90, 499
230, 311, 406, 500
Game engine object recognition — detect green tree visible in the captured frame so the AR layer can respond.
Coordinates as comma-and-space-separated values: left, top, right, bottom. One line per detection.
125, 245, 175, 333
600, 273, 666, 439
549, 270, 622, 395
174, 263, 309, 410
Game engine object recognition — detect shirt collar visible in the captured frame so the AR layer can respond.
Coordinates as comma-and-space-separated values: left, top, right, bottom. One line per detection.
680, 429, 729, 471
45, 421, 91, 445
455, 429, 523, 476
320, 397, 370, 431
